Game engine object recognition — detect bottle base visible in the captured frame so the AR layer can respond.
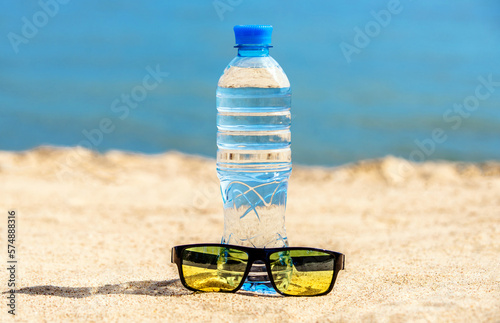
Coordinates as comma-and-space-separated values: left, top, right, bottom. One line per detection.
240, 281, 278, 295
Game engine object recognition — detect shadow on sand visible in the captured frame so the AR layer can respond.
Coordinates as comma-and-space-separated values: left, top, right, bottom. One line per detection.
8, 279, 191, 298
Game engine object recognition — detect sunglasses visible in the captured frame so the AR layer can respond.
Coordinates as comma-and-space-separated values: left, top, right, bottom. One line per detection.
171, 243, 345, 296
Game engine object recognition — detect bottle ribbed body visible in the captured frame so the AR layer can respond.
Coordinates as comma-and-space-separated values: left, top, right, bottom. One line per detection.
217, 86, 291, 248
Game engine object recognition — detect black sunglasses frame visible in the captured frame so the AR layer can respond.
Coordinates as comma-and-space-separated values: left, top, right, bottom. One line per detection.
171, 243, 345, 297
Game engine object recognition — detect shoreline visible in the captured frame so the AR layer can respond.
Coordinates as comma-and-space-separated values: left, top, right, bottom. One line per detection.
3, 144, 500, 172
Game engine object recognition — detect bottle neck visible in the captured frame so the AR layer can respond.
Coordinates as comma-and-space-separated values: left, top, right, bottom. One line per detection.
237, 45, 270, 57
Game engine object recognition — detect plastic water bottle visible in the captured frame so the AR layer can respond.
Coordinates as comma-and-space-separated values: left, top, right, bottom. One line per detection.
216, 25, 291, 294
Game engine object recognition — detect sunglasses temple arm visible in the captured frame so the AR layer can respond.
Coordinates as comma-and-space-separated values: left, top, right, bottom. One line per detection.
338, 254, 345, 270
171, 248, 177, 264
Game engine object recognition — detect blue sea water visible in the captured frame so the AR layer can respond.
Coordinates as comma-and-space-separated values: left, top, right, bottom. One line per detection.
1, 0, 499, 166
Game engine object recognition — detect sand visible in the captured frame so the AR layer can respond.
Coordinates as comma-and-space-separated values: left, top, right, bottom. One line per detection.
0, 147, 499, 322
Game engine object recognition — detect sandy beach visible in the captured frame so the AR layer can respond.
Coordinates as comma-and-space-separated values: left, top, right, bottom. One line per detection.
0, 147, 499, 322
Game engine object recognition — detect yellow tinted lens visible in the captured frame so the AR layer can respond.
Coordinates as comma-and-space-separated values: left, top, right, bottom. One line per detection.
270, 249, 334, 296
181, 246, 248, 292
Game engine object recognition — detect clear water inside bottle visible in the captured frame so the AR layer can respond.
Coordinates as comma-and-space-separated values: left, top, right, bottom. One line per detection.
217, 86, 292, 294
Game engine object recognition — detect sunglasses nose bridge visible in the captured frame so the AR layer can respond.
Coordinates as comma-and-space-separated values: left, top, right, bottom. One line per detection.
246, 248, 268, 265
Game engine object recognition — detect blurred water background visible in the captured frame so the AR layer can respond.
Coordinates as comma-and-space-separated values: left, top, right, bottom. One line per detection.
1, 0, 499, 166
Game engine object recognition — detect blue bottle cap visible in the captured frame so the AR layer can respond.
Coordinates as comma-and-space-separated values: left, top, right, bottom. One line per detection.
234, 25, 273, 46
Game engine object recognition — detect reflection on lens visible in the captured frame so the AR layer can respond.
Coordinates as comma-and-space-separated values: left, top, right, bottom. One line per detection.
182, 246, 248, 292
270, 249, 334, 296
269, 250, 293, 291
